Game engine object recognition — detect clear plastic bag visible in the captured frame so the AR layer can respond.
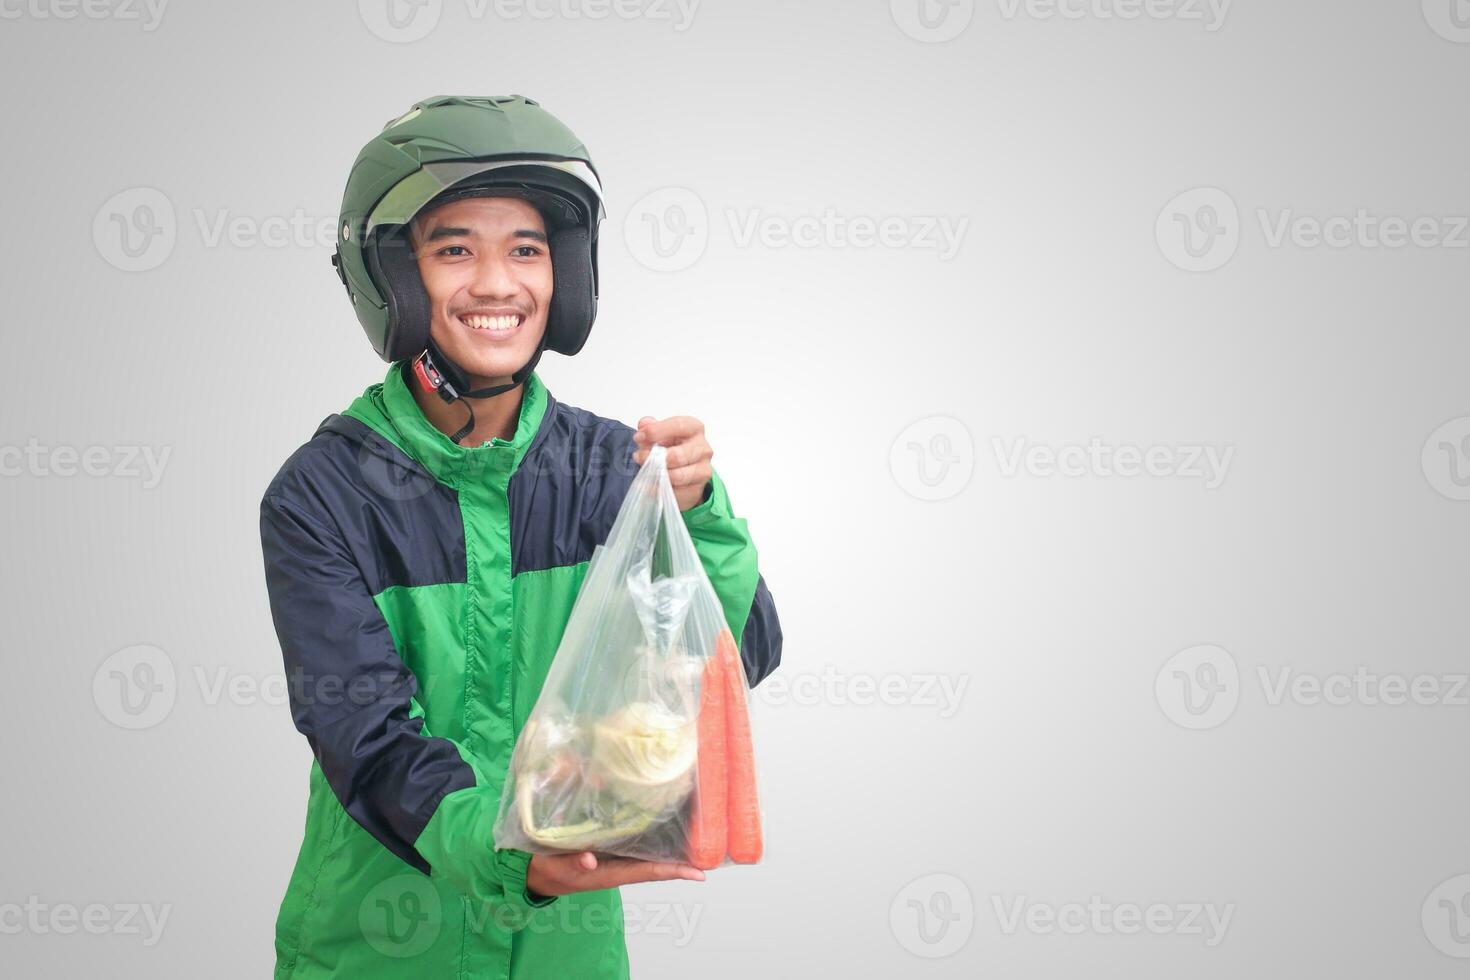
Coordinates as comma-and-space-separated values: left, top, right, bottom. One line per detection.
493, 445, 763, 868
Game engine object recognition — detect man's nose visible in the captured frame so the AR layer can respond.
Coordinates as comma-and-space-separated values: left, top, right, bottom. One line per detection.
468, 254, 519, 299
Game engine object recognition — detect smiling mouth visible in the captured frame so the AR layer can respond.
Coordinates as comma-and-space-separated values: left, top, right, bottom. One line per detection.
457, 311, 525, 333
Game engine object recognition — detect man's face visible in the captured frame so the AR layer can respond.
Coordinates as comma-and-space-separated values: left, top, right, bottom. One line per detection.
410, 195, 553, 383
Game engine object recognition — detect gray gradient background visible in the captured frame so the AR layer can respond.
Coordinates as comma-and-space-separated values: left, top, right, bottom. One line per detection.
3, 0, 1469, 976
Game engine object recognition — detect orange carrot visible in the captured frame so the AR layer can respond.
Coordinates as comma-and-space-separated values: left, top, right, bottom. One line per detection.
718, 627, 763, 863
686, 648, 728, 870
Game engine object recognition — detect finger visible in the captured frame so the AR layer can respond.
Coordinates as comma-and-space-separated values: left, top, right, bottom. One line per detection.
612, 861, 706, 886
633, 438, 709, 470
667, 462, 712, 489
636, 416, 703, 447
594, 859, 707, 887
661, 439, 711, 471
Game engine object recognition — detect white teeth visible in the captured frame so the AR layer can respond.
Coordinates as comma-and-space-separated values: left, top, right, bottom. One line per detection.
462, 314, 521, 331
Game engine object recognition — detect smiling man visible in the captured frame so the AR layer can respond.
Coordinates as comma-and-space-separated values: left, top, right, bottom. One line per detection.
259, 95, 782, 979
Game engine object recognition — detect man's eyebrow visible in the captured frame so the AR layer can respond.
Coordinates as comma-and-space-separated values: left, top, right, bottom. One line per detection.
512, 229, 548, 244
422, 225, 472, 243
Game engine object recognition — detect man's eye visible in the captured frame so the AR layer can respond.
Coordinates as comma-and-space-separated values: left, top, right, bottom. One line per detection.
511, 245, 544, 258
438, 245, 469, 257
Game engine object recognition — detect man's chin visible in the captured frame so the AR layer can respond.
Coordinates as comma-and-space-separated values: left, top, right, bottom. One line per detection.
435, 347, 533, 386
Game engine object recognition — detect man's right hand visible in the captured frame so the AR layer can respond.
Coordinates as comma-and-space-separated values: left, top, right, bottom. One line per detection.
526, 851, 706, 898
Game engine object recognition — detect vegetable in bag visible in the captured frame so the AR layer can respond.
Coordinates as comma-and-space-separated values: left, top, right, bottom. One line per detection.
493, 445, 763, 867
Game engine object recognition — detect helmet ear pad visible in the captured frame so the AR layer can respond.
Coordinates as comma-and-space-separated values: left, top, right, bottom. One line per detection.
366, 221, 598, 363
545, 224, 596, 356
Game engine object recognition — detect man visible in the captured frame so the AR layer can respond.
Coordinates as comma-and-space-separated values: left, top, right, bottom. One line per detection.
260, 95, 782, 979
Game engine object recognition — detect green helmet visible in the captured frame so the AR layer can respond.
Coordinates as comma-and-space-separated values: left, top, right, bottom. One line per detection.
331, 95, 605, 365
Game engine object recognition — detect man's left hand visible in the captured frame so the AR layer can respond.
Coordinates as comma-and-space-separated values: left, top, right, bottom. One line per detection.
632, 415, 712, 512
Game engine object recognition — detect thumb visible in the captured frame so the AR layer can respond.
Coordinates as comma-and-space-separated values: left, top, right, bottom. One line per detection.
634, 417, 656, 443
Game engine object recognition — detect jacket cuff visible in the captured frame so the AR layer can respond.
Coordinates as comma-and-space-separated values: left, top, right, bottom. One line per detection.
681, 471, 726, 527
495, 848, 558, 914
414, 786, 558, 929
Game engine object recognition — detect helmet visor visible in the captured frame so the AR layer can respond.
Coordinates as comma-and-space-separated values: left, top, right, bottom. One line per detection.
366, 158, 604, 235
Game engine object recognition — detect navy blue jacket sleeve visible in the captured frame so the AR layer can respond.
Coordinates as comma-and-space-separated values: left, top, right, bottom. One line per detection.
740, 573, 783, 688
260, 491, 475, 873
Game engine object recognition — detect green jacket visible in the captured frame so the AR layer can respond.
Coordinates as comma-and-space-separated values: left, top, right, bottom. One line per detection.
259, 364, 782, 978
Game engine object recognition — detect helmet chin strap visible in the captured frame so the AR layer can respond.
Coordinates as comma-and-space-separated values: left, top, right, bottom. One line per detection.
411, 336, 548, 445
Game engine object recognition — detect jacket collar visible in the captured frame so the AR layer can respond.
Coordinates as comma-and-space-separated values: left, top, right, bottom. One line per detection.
343, 361, 551, 487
